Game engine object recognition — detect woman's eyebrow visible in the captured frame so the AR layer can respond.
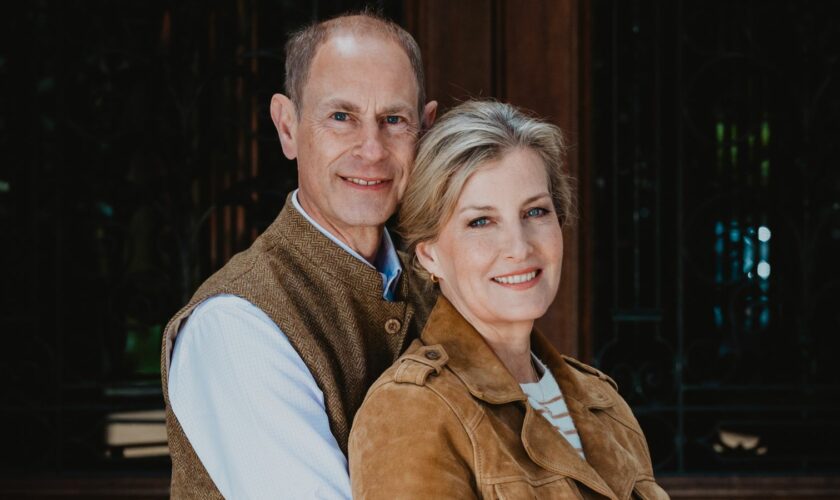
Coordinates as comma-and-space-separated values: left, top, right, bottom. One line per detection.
458, 193, 551, 214
521, 192, 552, 205
459, 205, 495, 213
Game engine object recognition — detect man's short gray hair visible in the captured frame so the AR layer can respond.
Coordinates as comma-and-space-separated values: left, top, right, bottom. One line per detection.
284, 11, 426, 117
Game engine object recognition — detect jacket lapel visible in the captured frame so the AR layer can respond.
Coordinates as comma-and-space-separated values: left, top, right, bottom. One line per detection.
420, 297, 523, 404
520, 400, 618, 499
535, 334, 645, 500
421, 298, 621, 499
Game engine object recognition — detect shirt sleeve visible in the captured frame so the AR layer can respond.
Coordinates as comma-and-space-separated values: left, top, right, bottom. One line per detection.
168, 294, 351, 500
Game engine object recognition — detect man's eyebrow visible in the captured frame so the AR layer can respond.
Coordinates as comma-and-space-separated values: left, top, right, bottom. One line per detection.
319, 99, 415, 117
321, 99, 361, 113
380, 103, 415, 116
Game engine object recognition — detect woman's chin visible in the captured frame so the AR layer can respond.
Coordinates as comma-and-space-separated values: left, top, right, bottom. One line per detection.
481, 301, 553, 326
489, 289, 555, 319
444, 285, 556, 328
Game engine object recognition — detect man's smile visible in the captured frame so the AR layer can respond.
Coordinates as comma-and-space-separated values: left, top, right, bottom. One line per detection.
340, 175, 391, 188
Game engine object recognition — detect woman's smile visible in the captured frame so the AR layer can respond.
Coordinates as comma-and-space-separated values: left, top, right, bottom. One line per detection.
491, 268, 542, 289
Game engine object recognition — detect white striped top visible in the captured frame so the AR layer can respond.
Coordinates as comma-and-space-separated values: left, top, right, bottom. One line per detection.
520, 355, 586, 460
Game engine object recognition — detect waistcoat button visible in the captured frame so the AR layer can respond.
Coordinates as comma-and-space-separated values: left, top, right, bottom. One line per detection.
425, 350, 440, 360
384, 318, 401, 335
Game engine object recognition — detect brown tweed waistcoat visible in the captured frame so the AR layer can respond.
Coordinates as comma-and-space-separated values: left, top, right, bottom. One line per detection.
160, 196, 433, 498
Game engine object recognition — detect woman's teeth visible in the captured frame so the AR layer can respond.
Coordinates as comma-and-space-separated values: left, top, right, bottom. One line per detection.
493, 271, 538, 285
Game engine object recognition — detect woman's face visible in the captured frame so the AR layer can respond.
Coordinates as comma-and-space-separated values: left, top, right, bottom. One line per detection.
417, 147, 564, 331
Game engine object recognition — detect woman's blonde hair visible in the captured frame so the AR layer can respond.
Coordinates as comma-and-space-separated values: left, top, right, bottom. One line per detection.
399, 100, 574, 277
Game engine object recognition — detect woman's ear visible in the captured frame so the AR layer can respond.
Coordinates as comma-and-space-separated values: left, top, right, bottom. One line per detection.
415, 240, 443, 280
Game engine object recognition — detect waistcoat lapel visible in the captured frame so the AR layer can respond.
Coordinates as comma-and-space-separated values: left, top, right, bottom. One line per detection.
262, 199, 415, 356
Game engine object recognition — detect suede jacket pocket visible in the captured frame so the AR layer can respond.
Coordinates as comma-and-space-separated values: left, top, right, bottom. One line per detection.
492, 477, 585, 500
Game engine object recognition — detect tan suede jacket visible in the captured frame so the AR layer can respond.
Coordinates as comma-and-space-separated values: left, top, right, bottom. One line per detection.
349, 297, 669, 499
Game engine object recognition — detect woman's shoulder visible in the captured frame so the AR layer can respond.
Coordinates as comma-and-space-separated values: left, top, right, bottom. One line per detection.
361, 339, 482, 424
381, 339, 450, 387
559, 354, 619, 391
553, 353, 647, 438
350, 348, 480, 499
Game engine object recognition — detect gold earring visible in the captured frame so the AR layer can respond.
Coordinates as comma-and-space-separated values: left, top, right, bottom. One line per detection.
430, 274, 438, 284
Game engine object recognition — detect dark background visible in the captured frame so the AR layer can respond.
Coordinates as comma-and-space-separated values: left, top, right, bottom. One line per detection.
1, 0, 838, 497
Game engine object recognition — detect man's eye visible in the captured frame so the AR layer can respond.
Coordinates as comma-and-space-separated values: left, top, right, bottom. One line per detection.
332, 112, 349, 121
385, 115, 403, 125
468, 217, 490, 228
526, 207, 549, 218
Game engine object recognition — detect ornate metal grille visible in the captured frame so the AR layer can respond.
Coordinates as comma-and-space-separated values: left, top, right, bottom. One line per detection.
591, 0, 840, 473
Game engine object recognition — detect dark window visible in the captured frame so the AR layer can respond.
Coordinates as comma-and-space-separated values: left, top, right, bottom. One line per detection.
0, 0, 400, 477
591, 0, 840, 473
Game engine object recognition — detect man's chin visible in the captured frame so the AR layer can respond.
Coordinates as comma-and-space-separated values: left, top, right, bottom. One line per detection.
332, 200, 397, 229
336, 213, 392, 229
327, 209, 390, 229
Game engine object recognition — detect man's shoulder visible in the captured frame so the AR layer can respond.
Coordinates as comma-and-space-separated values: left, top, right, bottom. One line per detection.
176, 295, 283, 350
194, 235, 285, 295
187, 294, 273, 326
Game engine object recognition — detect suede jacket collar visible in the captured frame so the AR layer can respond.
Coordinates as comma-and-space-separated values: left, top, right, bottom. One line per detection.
420, 296, 652, 500
420, 296, 615, 410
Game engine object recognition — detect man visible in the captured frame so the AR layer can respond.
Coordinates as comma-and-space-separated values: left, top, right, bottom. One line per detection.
160, 12, 437, 499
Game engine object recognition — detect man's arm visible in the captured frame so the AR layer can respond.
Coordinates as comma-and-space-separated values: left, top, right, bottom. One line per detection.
168, 294, 351, 499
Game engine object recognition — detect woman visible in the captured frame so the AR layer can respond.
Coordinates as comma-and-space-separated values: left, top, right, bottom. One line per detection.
349, 101, 668, 500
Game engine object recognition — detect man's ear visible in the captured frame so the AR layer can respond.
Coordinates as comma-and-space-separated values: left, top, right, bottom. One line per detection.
422, 100, 438, 130
415, 240, 443, 280
270, 93, 298, 160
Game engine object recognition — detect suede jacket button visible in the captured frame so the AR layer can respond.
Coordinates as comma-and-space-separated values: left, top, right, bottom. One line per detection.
425, 350, 441, 361
385, 318, 402, 335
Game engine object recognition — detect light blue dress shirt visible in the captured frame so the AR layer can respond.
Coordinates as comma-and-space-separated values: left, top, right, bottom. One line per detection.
168, 190, 402, 499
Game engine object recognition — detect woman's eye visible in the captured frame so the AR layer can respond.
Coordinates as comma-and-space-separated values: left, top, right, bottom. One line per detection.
332, 112, 349, 121
526, 207, 549, 218
468, 217, 490, 228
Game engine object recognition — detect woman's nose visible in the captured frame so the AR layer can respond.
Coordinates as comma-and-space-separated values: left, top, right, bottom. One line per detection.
504, 224, 534, 261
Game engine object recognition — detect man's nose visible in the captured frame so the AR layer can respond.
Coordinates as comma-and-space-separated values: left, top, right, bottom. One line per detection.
354, 122, 388, 163
504, 223, 534, 261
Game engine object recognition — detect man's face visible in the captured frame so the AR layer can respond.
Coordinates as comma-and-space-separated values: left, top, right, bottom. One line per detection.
283, 34, 424, 236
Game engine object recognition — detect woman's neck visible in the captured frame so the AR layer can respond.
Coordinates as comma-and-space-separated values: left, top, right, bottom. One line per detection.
484, 330, 538, 384
444, 294, 538, 384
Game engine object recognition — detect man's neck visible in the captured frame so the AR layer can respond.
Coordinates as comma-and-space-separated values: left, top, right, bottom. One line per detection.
295, 191, 383, 263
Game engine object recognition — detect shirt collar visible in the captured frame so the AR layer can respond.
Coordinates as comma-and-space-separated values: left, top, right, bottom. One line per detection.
292, 189, 402, 301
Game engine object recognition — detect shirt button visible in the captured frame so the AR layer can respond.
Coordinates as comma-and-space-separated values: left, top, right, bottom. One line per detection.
425, 350, 441, 361
384, 318, 402, 335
